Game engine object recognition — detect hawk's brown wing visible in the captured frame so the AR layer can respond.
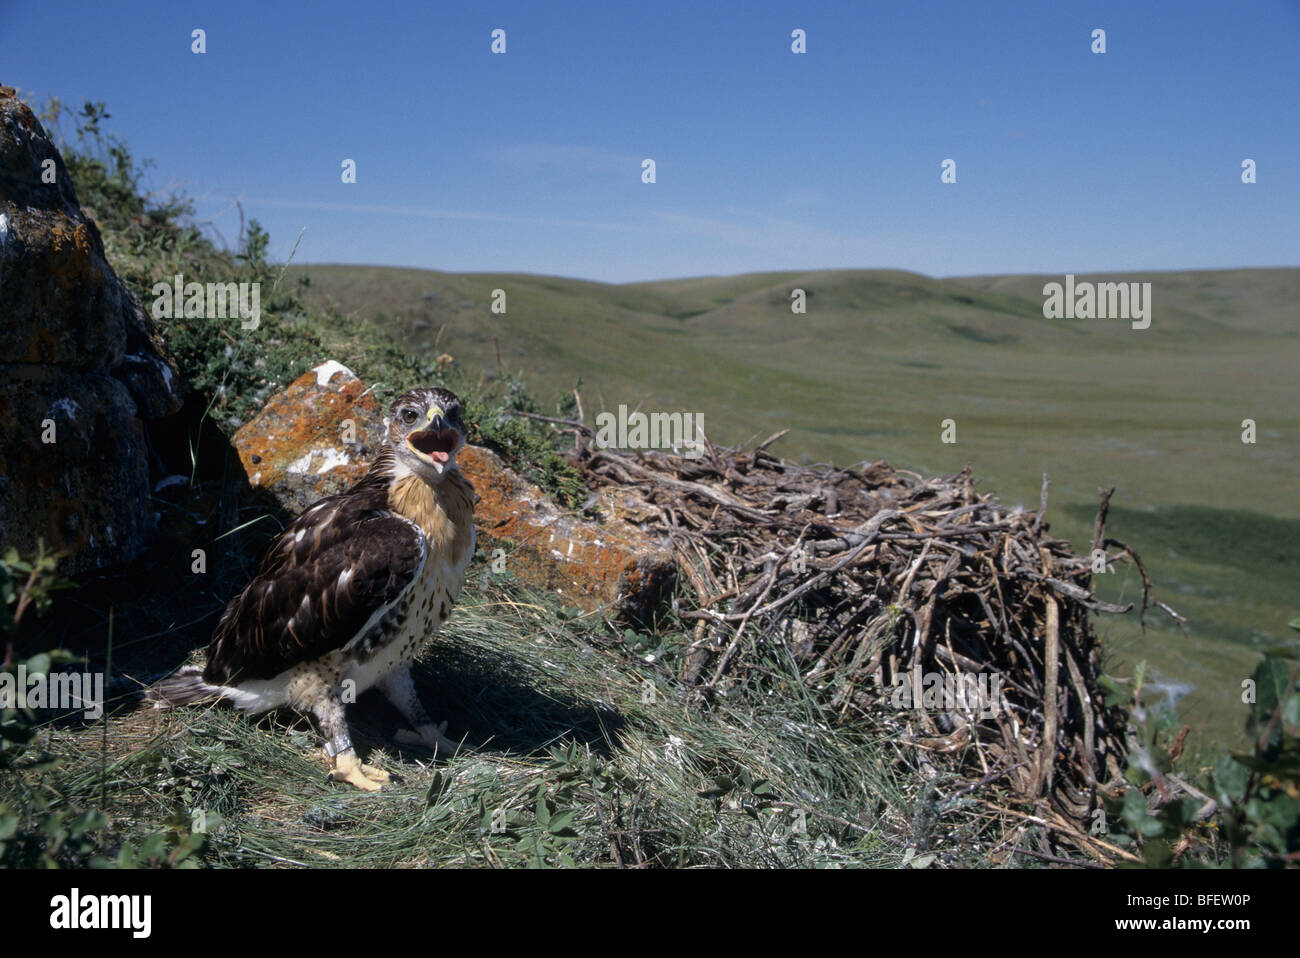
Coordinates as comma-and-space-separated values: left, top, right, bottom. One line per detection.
204, 492, 425, 684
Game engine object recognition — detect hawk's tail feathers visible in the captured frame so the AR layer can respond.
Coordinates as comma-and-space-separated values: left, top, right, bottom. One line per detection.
147, 665, 222, 709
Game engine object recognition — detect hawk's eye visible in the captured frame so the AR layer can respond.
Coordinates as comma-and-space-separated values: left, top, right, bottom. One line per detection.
400, 408, 418, 425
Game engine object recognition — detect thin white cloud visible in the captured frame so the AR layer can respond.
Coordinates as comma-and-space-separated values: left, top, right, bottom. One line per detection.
243, 196, 649, 234
226, 196, 903, 275
238, 197, 857, 253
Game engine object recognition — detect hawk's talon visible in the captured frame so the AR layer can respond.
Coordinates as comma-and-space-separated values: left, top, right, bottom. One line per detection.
327, 749, 390, 791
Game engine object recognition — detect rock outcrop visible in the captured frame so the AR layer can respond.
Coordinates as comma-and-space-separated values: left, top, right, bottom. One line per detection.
461, 444, 676, 622
0, 87, 184, 573
230, 361, 383, 513
231, 363, 676, 620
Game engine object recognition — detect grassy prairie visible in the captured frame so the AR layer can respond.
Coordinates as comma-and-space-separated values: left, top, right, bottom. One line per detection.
293, 263, 1300, 747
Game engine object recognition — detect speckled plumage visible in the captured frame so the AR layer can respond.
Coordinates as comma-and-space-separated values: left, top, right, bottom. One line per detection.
151, 387, 475, 789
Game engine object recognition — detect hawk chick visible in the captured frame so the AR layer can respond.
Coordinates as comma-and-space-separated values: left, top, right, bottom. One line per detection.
151, 387, 476, 790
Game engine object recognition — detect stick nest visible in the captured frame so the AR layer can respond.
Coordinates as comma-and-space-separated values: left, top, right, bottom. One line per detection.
545, 420, 1178, 858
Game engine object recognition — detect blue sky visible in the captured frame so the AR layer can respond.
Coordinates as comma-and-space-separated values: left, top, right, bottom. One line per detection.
4, 0, 1297, 282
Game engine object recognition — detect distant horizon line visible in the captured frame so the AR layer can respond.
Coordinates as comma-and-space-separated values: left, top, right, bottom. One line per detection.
285, 261, 1300, 286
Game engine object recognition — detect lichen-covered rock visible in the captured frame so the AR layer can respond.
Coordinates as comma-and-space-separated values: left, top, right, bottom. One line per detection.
231, 361, 384, 513
232, 366, 676, 620
0, 86, 185, 573
460, 445, 676, 621
0, 371, 150, 567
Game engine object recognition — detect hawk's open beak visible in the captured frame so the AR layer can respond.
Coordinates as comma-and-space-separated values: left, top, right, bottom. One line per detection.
407, 408, 459, 466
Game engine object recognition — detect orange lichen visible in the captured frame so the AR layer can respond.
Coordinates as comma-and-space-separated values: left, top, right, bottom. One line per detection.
232, 370, 380, 488
459, 445, 672, 613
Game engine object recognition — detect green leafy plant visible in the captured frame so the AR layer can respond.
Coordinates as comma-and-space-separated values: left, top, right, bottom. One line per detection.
1101, 622, 1300, 867
1212, 646, 1300, 867
1, 539, 76, 656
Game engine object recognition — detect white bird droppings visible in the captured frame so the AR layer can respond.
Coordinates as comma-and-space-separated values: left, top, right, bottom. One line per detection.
312, 360, 354, 388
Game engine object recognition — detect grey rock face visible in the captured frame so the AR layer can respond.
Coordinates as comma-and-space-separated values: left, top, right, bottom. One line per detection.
0, 85, 185, 573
